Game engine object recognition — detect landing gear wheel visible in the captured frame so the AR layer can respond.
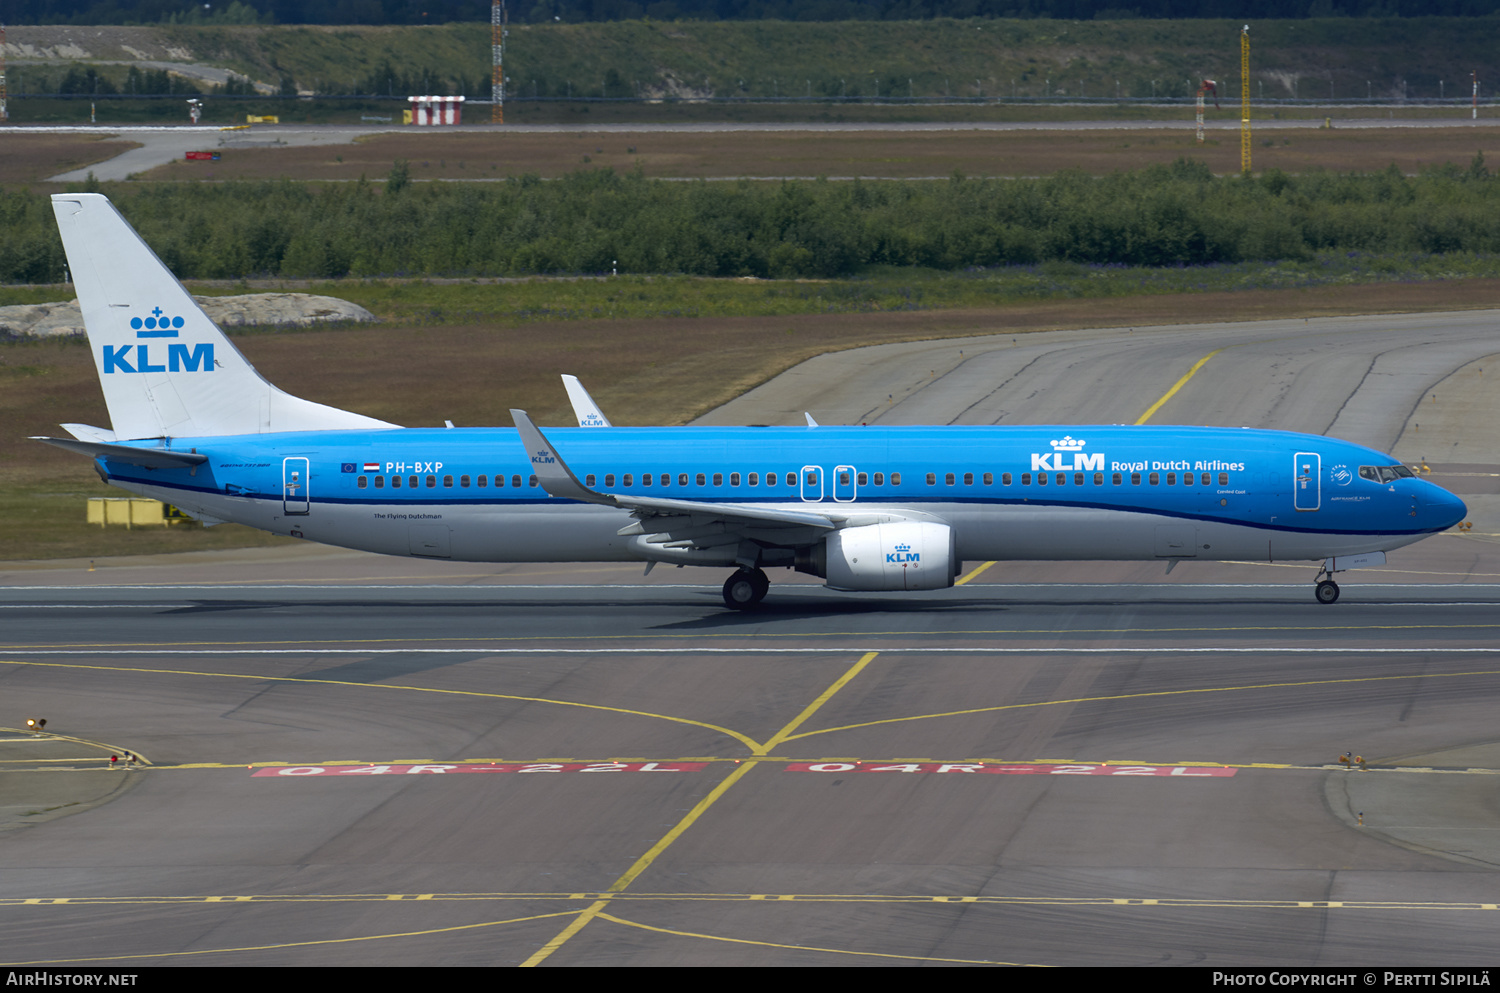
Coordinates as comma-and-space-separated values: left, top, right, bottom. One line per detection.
722, 568, 769, 610
1315, 579, 1341, 604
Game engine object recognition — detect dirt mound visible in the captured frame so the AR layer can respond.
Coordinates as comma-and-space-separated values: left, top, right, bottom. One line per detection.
0, 293, 375, 339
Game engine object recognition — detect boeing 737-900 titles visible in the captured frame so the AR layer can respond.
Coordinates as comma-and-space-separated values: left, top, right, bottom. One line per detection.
35, 194, 1466, 608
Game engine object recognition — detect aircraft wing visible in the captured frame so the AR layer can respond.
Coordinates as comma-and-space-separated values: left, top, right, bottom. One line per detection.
32, 436, 209, 470
510, 409, 898, 550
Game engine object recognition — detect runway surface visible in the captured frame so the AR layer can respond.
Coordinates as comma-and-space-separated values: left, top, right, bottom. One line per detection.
3, 310, 1499, 966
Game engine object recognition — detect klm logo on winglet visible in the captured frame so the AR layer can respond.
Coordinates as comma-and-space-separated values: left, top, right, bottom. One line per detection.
887, 542, 920, 565
103, 306, 212, 374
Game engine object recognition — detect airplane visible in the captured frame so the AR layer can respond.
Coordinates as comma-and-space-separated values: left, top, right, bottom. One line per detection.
36, 193, 1467, 609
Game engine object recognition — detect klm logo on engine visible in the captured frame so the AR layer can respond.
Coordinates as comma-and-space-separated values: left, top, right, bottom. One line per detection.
887, 542, 920, 564
102, 306, 213, 374
1031, 435, 1103, 472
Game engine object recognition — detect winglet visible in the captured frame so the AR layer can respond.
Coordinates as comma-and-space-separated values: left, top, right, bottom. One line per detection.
562, 375, 612, 428
509, 409, 615, 506
804, 412, 819, 427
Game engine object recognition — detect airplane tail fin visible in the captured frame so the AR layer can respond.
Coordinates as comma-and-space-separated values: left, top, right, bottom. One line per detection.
50, 193, 397, 440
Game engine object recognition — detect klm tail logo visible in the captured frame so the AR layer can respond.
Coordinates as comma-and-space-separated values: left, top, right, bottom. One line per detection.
103, 305, 213, 374
887, 542, 920, 565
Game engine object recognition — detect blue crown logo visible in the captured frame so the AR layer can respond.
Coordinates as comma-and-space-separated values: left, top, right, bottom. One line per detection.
894, 543, 911, 552
131, 307, 184, 338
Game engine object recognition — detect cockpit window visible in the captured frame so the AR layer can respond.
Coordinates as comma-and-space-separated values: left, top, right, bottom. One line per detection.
1361, 464, 1415, 483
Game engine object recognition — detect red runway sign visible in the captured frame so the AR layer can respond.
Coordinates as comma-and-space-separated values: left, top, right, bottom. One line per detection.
253, 762, 709, 777
786, 762, 1237, 776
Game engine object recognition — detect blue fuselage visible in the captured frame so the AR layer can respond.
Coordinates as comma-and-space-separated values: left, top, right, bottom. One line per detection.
96, 424, 1465, 568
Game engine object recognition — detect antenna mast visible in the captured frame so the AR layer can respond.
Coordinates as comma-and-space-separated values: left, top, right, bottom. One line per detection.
1, 24, 9, 124
1241, 25, 1251, 175
491, 0, 506, 124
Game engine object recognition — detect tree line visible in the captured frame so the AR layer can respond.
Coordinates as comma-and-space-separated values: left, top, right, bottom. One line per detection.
16, 0, 1500, 27
3, 157, 1498, 284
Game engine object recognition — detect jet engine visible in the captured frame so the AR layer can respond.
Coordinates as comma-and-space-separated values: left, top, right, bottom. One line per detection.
803, 521, 956, 592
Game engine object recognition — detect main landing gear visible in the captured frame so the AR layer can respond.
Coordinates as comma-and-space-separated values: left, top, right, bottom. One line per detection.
722, 567, 770, 610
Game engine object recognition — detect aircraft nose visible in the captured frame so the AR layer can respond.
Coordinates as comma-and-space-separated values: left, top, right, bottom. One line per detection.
1419, 481, 1467, 530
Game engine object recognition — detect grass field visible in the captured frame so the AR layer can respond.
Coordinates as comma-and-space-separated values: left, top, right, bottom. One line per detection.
13, 124, 1500, 192
125, 126, 1500, 183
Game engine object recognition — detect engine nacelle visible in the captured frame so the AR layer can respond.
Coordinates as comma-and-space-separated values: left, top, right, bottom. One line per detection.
822, 521, 956, 592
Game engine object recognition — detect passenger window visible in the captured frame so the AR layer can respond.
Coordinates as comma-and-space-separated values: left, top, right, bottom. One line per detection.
963, 473, 973, 485
357, 475, 368, 489
511, 475, 522, 488
679, 473, 689, 486
786, 472, 797, 486
529, 475, 538, 487
1093, 473, 1103, 485
374, 475, 384, 488
478, 475, 487, 488
731, 473, 741, 486
1022, 473, 1031, 485
875, 472, 885, 485
713, 473, 723, 486
623, 474, 633, 486
605, 474, 616, 487
1002, 472, 1012, 485
945, 473, 955, 486
443, 475, 453, 487
749, 472, 759, 486
1181, 473, 1192, 487
1149, 473, 1159, 485
1113, 473, 1122, 485
765, 471, 777, 487
1131, 473, 1141, 485
805, 471, 818, 486
927, 473, 936, 486
659, 473, 669, 487
392, 475, 402, 488
891, 472, 901, 486
858, 472, 868, 486
1037, 473, 1048, 486
1073, 473, 1083, 486
585, 474, 596, 487
643, 473, 652, 487
841, 472, 851, 486
696, 473, 705, 486
460, 475, 470, 488
983, 472, 992, 485
1166, 473, 1175, 485
425, 475, 435, 488
1218, 473, 1228, 486
409, 476, 419, 488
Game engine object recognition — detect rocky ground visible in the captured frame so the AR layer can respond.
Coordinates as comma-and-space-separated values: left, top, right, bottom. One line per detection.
0, 293, 375, 339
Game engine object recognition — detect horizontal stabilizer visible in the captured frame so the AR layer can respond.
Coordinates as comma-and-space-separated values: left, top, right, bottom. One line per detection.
60, 423, 118, 443
32, 436, 209, 470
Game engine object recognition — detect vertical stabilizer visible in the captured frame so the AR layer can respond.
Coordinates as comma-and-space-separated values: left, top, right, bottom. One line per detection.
51, 194, 397, 440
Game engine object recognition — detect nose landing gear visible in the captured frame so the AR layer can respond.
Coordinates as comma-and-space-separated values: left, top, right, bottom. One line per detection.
722, 567, 770, 610
1313, 564, 1341, 604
